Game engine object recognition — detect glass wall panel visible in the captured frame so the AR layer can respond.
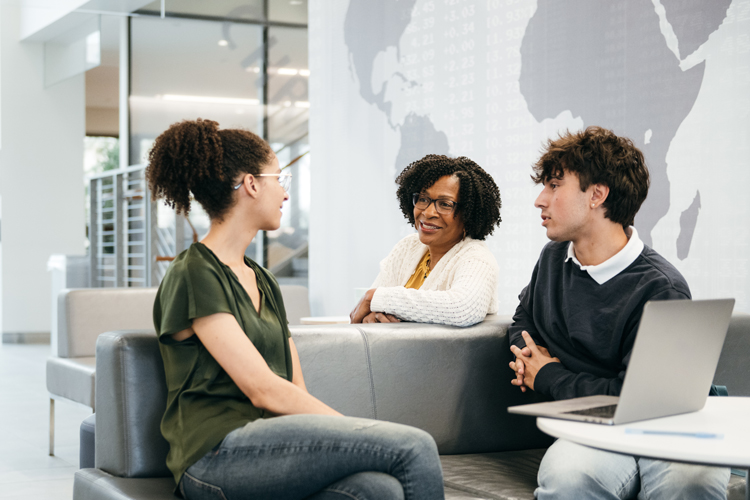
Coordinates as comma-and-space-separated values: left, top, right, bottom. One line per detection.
130, 11, 308, 277
131, 16, 264, 163
265, 26, 309, 280
131, 15, 265, 259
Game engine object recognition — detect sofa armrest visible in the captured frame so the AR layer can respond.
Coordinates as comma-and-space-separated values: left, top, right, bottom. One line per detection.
96, 330, 171, 478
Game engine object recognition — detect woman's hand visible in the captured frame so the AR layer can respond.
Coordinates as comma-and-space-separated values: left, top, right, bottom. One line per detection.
350, 288, 376, 323
362, 312, 401, 323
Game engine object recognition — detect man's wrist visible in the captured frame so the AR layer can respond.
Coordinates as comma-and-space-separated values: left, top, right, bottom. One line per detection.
533, 362, 564, 396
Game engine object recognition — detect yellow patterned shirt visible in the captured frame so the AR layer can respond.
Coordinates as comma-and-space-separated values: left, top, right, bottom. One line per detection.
404, 251, 431, 289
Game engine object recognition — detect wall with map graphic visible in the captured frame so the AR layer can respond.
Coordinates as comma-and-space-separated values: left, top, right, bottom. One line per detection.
308, 0, 750, 316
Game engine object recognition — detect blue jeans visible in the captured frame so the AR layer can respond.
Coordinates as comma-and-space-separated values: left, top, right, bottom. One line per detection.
180, 414, 444, 500
536, 439, 730, 500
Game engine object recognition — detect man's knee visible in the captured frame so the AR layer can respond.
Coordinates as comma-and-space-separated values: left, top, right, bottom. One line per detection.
641, 460, 730, 500
537, 440, 638, 500
538, 457, 603, 497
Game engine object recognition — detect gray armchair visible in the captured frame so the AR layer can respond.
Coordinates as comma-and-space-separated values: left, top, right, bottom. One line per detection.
46, 287, 158, 455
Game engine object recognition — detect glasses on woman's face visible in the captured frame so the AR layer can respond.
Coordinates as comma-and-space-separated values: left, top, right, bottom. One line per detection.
234, 173, 293, 192
413, 193, 458, 215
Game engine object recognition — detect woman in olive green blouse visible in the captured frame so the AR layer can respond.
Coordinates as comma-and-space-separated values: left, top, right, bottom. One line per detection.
147, 119, 444, 500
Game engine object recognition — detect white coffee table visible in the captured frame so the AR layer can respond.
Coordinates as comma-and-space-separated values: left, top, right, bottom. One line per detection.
537, 396, 750, 499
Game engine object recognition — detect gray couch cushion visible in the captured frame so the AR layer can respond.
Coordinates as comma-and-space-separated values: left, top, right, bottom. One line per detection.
442, 449, 545, 499
339, 317, 554, 454
292, 324, 376, 418
46, 356, 96, 408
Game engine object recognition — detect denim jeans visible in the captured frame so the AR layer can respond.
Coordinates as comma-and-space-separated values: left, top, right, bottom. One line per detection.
180, 414, 445, 500
536, 439, 731, 500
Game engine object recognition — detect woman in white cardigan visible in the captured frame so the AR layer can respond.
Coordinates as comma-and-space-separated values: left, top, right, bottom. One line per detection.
350, 154, 502, 327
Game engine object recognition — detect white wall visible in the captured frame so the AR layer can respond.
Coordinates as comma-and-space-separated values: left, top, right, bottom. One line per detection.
19, 0, 87, 40
309, 0, 750, 316
0, 1, 86, 336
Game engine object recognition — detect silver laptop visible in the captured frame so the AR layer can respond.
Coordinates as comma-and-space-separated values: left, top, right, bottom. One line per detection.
507, 298, 735, 425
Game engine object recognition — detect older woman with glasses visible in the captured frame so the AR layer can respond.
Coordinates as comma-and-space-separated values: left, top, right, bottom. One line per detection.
350, 154, 502, 327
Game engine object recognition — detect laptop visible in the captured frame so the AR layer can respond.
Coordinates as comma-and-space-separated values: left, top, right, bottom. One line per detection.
507, 298, 735, 425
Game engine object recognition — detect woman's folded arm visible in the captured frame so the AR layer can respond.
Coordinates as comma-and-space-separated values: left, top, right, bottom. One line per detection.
370, 257, 497, 327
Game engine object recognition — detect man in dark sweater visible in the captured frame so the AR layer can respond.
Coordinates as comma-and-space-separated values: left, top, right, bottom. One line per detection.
509, 127, 729, 499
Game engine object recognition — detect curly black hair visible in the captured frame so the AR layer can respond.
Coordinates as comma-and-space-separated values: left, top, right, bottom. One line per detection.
532, 126, 650, 228
395, 154, 502, 240
145, 119, 274, 221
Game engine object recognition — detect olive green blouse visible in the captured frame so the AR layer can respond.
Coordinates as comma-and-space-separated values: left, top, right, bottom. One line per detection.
153, 242, 293, 487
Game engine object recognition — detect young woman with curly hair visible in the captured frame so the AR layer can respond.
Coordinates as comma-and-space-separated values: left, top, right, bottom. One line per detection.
147, 119, 444, 500
350, 154, 502, 327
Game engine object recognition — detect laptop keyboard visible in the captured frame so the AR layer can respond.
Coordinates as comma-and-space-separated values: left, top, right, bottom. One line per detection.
564, 404, 618, 419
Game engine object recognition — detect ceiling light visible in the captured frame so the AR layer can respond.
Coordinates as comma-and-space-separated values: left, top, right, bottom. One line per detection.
218, 40, 228, 46
277, 68, 298, 75
162, 94, 260, 105
299, 69, 310, 77
294, 101, 310, 108
245, 66, 261, 73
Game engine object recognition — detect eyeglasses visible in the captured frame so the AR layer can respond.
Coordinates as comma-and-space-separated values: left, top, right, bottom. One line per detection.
233, 173, 292, 192
413, 193, 458, 215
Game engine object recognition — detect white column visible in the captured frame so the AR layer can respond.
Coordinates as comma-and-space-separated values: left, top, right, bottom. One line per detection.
0, 1, 86, 341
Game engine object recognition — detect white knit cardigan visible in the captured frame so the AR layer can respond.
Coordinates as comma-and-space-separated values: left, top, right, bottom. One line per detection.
369, 233, 499, 327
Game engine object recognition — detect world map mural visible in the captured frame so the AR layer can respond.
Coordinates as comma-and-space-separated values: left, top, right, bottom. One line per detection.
309, 0, 750, 315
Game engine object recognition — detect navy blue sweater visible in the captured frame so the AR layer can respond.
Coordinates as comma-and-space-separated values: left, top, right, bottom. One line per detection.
509, 241, 690, 401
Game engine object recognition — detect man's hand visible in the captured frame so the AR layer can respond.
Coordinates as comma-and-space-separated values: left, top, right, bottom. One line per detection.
350, 289, 376, 323
509, 331, 559, 391
362, 312, 401, 323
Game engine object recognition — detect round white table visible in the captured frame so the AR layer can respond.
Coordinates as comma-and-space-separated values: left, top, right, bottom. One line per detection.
537, 397, 750, 498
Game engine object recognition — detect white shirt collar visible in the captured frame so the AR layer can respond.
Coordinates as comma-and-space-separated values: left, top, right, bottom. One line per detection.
565, 226, 644, 285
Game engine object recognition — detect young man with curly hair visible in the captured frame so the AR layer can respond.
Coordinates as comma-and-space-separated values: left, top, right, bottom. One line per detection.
509, 126, 730, 499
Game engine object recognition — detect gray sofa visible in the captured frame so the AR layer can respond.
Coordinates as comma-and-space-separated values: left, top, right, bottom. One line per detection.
73, 315, 750, 499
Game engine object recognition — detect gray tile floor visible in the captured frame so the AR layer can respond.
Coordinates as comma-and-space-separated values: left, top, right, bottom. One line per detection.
0, 343, 91, 499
